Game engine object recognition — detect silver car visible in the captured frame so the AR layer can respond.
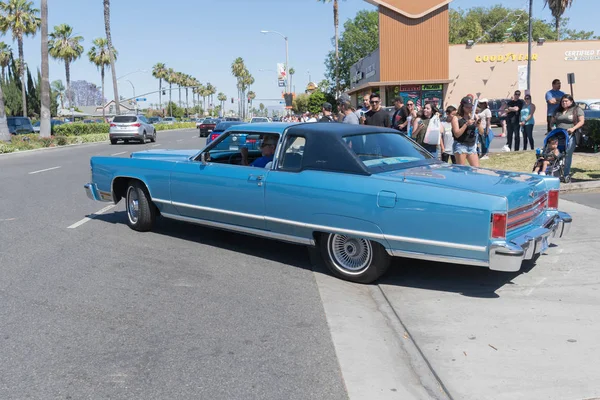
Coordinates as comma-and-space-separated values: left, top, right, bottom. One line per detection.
109, 115, 156, 145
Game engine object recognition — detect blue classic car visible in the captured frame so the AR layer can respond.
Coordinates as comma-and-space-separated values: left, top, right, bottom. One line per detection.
85, 123, 572, 283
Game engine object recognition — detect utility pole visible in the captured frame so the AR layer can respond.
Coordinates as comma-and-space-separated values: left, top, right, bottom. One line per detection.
526, 0, 533, 92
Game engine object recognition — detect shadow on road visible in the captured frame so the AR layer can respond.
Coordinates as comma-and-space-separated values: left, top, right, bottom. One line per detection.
378, 257, 538, 299
94, 211, 314, 272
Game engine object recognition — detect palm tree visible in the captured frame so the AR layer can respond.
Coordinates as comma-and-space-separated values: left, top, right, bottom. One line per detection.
247, 90, 256, 113
0, 42, 11, 80
289, 67, 295, 93
39, 0, 50, 137
544, 0, 574, 40
205, 82, 216, 111
51, 80, 65, 109
318, 0, 343, 95
152, 62, 167, 114
217, 92, 226, 115
103, 0, 119, 115
231, 57, 245, 117
166, 68, 177, 116
49, 24, 83, 109
0, 0, 41, 117
88, 37, 116, 120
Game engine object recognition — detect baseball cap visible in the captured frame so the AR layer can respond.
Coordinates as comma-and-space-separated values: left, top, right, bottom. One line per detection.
337, 93, 350, 103
461, 96, 473, 106
322, 102, 333, 111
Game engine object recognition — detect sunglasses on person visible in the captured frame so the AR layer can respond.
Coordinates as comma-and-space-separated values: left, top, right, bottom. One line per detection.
370, 100, 380, 105
260, 142, 275, 148
407, 103, 414, 106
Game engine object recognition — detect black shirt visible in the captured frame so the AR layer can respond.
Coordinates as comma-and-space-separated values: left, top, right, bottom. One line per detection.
319, 115, 335, 122
365, 108, 391, 127
456, 117, 477, 146
391, 106, 408, 131
506, 99, 525, 124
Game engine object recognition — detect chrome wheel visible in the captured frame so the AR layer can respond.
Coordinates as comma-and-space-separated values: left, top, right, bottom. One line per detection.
126, 186, 139, 224
327, 234, 373, 275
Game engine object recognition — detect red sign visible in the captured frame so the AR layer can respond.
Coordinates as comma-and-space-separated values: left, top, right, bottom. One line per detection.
400, 85, 421, 92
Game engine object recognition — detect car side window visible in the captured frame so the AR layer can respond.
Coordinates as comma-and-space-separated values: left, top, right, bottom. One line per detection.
139, 116, 148, 123
278, 136, 305, 172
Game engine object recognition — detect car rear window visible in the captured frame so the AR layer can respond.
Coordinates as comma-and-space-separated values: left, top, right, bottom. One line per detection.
113, 116, 137, 123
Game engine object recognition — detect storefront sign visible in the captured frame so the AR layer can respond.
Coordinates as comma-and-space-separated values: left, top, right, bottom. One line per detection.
422, 84, 442, 91
564, 50, 600, 61
475, 53, 538, 63
400, 85, 421, 92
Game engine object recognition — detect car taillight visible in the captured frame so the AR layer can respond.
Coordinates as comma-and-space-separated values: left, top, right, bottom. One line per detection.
246, 138, 256, 144
491, 213, 507, 239
110, 123, 116, 127
132, 123, 141, 127
210, 133, 219, 141
547, 190, 559, 209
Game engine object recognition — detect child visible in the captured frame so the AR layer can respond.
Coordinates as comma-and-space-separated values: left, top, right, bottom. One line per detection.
534, 137, 560, 176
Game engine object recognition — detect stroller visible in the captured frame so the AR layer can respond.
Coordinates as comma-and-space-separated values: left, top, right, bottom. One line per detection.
532, 128, 570, 182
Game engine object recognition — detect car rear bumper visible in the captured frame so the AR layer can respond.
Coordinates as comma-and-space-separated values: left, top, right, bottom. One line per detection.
84, 183, 112, 202
489, 211, 572, 272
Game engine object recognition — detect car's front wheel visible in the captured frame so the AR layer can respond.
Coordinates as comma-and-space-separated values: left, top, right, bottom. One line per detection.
320, 233, 391, 283
125, 180, 156, 232
150, 130, 156, 142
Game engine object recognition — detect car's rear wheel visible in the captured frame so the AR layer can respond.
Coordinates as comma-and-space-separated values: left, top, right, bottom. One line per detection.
110, 139, 117, 145
320, 233, 391, 283
150, 130, 156, 142
125, 180, 156, 232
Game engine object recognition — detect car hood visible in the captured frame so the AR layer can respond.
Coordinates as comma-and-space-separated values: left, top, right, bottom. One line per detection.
129, 149, 199, 161
375, 163, 552, 211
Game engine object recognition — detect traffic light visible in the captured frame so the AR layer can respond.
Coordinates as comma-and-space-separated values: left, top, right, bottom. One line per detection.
248, 97, 251, 104
162, 90, 166, 96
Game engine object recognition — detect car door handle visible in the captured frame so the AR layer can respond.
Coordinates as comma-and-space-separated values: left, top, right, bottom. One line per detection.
248, 175, 263, 181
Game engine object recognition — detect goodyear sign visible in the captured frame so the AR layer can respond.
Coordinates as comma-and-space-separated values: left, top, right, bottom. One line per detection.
475, 53, 538, 63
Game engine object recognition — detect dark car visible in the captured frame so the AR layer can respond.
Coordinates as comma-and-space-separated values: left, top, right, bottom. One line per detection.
224, 117, 241, 121
198, 118, 218, 137
7, 117, 34, 135
205, 121, 249, 148
579, 104, 600, 150
148, 117, 162, 124
488, 99, 509, 127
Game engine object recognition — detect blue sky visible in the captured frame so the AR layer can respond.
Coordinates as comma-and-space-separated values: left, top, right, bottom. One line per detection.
9, 0, 597, 112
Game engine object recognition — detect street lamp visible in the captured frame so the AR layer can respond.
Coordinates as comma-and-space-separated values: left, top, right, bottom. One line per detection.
117, 69, 148, 81
118, 79, 137, 114
260, 30, 289, 93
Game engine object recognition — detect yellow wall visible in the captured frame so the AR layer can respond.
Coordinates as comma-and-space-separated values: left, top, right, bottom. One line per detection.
447, 40, 600, 123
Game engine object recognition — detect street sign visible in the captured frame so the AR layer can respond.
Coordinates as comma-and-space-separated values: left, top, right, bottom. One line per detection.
135, 98, 147, 102
279, 101, 285, 105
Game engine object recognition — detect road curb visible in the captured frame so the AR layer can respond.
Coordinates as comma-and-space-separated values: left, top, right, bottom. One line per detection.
560, 180, 600, 193
369, 286, 453, 400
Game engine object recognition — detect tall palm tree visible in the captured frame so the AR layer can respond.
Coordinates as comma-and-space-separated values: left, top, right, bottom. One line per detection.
152, 62, 167, 114
544, 0, 574, 40
39, 0, 50, 137
289, 67, 295, 93
51, 80, 65, 109
205, 82, 216, 111
231, 57, 245, 117
166, 68, 177, 116
247, 90, 256, 111
0, 0, 41, 117
217, 92, 226, 115
88, 37, 116, 120
103, 0, 119, 115
0, 42, 11, 80
48, 24, 83, 109
318, 0, 343, 95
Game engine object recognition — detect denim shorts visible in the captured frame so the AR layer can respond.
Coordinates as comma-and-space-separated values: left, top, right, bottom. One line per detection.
453, 141, 477, 155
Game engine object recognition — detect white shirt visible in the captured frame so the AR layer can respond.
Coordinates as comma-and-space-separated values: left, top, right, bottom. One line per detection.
441, 121, 454, 154
478, 108, 492, 131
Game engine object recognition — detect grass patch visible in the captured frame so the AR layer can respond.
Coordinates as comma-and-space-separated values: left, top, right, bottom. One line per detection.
0, 133, 108, 154
480, 151, 600, 181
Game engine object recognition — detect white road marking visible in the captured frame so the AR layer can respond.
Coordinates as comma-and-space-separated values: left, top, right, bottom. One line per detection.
191, 135, 197, 138
176, 139, 184, 142
67, 204, 116, 229
0, 218, 17, 222
111, 151, 127, 156
526, 277, 547, 296
151, 144, 161, 147
28, 166, 61, 175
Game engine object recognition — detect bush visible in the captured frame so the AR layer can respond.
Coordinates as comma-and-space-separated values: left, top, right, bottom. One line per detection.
583, 118, 600, 148
54, 122, 110, 136
0, 133, 108, 153
155, 122, 196, 131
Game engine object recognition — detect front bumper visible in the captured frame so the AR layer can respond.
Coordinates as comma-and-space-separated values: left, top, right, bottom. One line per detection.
85, 183, 112, 202
489, 212, 572, 272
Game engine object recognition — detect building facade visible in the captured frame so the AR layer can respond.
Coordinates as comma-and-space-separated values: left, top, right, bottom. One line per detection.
348, 0, 600, 123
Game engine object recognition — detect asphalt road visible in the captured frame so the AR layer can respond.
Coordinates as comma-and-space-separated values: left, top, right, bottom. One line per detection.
563, 191, 600, 209
0, 129, 347, 400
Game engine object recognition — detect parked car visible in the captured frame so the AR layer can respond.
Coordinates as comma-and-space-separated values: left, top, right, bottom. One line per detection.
162, 117, 176, 125
250, 117, 271, 123
198, 118, 218, 137
148, 117, 163, 124
577, 99, 600, 111
7, 117, 34, 135
85, 123, 572, 284
224, 117, 241, 121
205, 121, 250, 149
32, 119, 65, 133
195, 118, 205, 128
488, 99, 509, 127
579, 103, 600, 150
109, 115, 156, 144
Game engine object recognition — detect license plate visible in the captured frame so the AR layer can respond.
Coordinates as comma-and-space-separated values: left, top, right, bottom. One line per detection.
229, 145, 239, 151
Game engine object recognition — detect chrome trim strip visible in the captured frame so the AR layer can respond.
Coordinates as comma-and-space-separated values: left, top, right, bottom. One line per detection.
157, 200, 486, 252
160, 212, 315, 246
388, 249, 489, 267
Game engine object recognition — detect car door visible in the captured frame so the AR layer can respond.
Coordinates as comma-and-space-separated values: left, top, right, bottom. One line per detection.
138, 115, 152, 133
169, 158, 267, 230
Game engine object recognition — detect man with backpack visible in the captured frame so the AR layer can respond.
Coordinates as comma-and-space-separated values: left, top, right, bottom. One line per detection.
318, 102, 335, 122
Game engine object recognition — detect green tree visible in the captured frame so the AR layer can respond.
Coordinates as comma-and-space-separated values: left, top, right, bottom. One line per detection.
324, 10, 378, 93
152, 62, 167, 113
0, 0, 40, 117
292, 93, 310, 114
544, 0, 574, 40
308, 91, 326, 114
103, 0, 119, 115
217, 92, 227, 114
49, 23, 83, 108
0, 41, 11, 80
88, 37, 116, 119
51, 79, 65, 109
247, 90, 256, 109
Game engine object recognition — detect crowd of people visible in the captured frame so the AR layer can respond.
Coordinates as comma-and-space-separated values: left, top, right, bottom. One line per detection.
278, 78, 585, 180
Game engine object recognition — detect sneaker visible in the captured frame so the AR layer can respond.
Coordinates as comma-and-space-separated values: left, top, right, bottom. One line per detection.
502, 145, 511, 152
540, 172, 546, 176
480, 155, 489, 160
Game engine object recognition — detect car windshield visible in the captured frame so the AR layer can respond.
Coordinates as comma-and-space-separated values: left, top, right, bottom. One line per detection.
113, 116, 137, 123
33, 121, 40, 127
252, 118, 268, 123
343, 133, 431, 171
